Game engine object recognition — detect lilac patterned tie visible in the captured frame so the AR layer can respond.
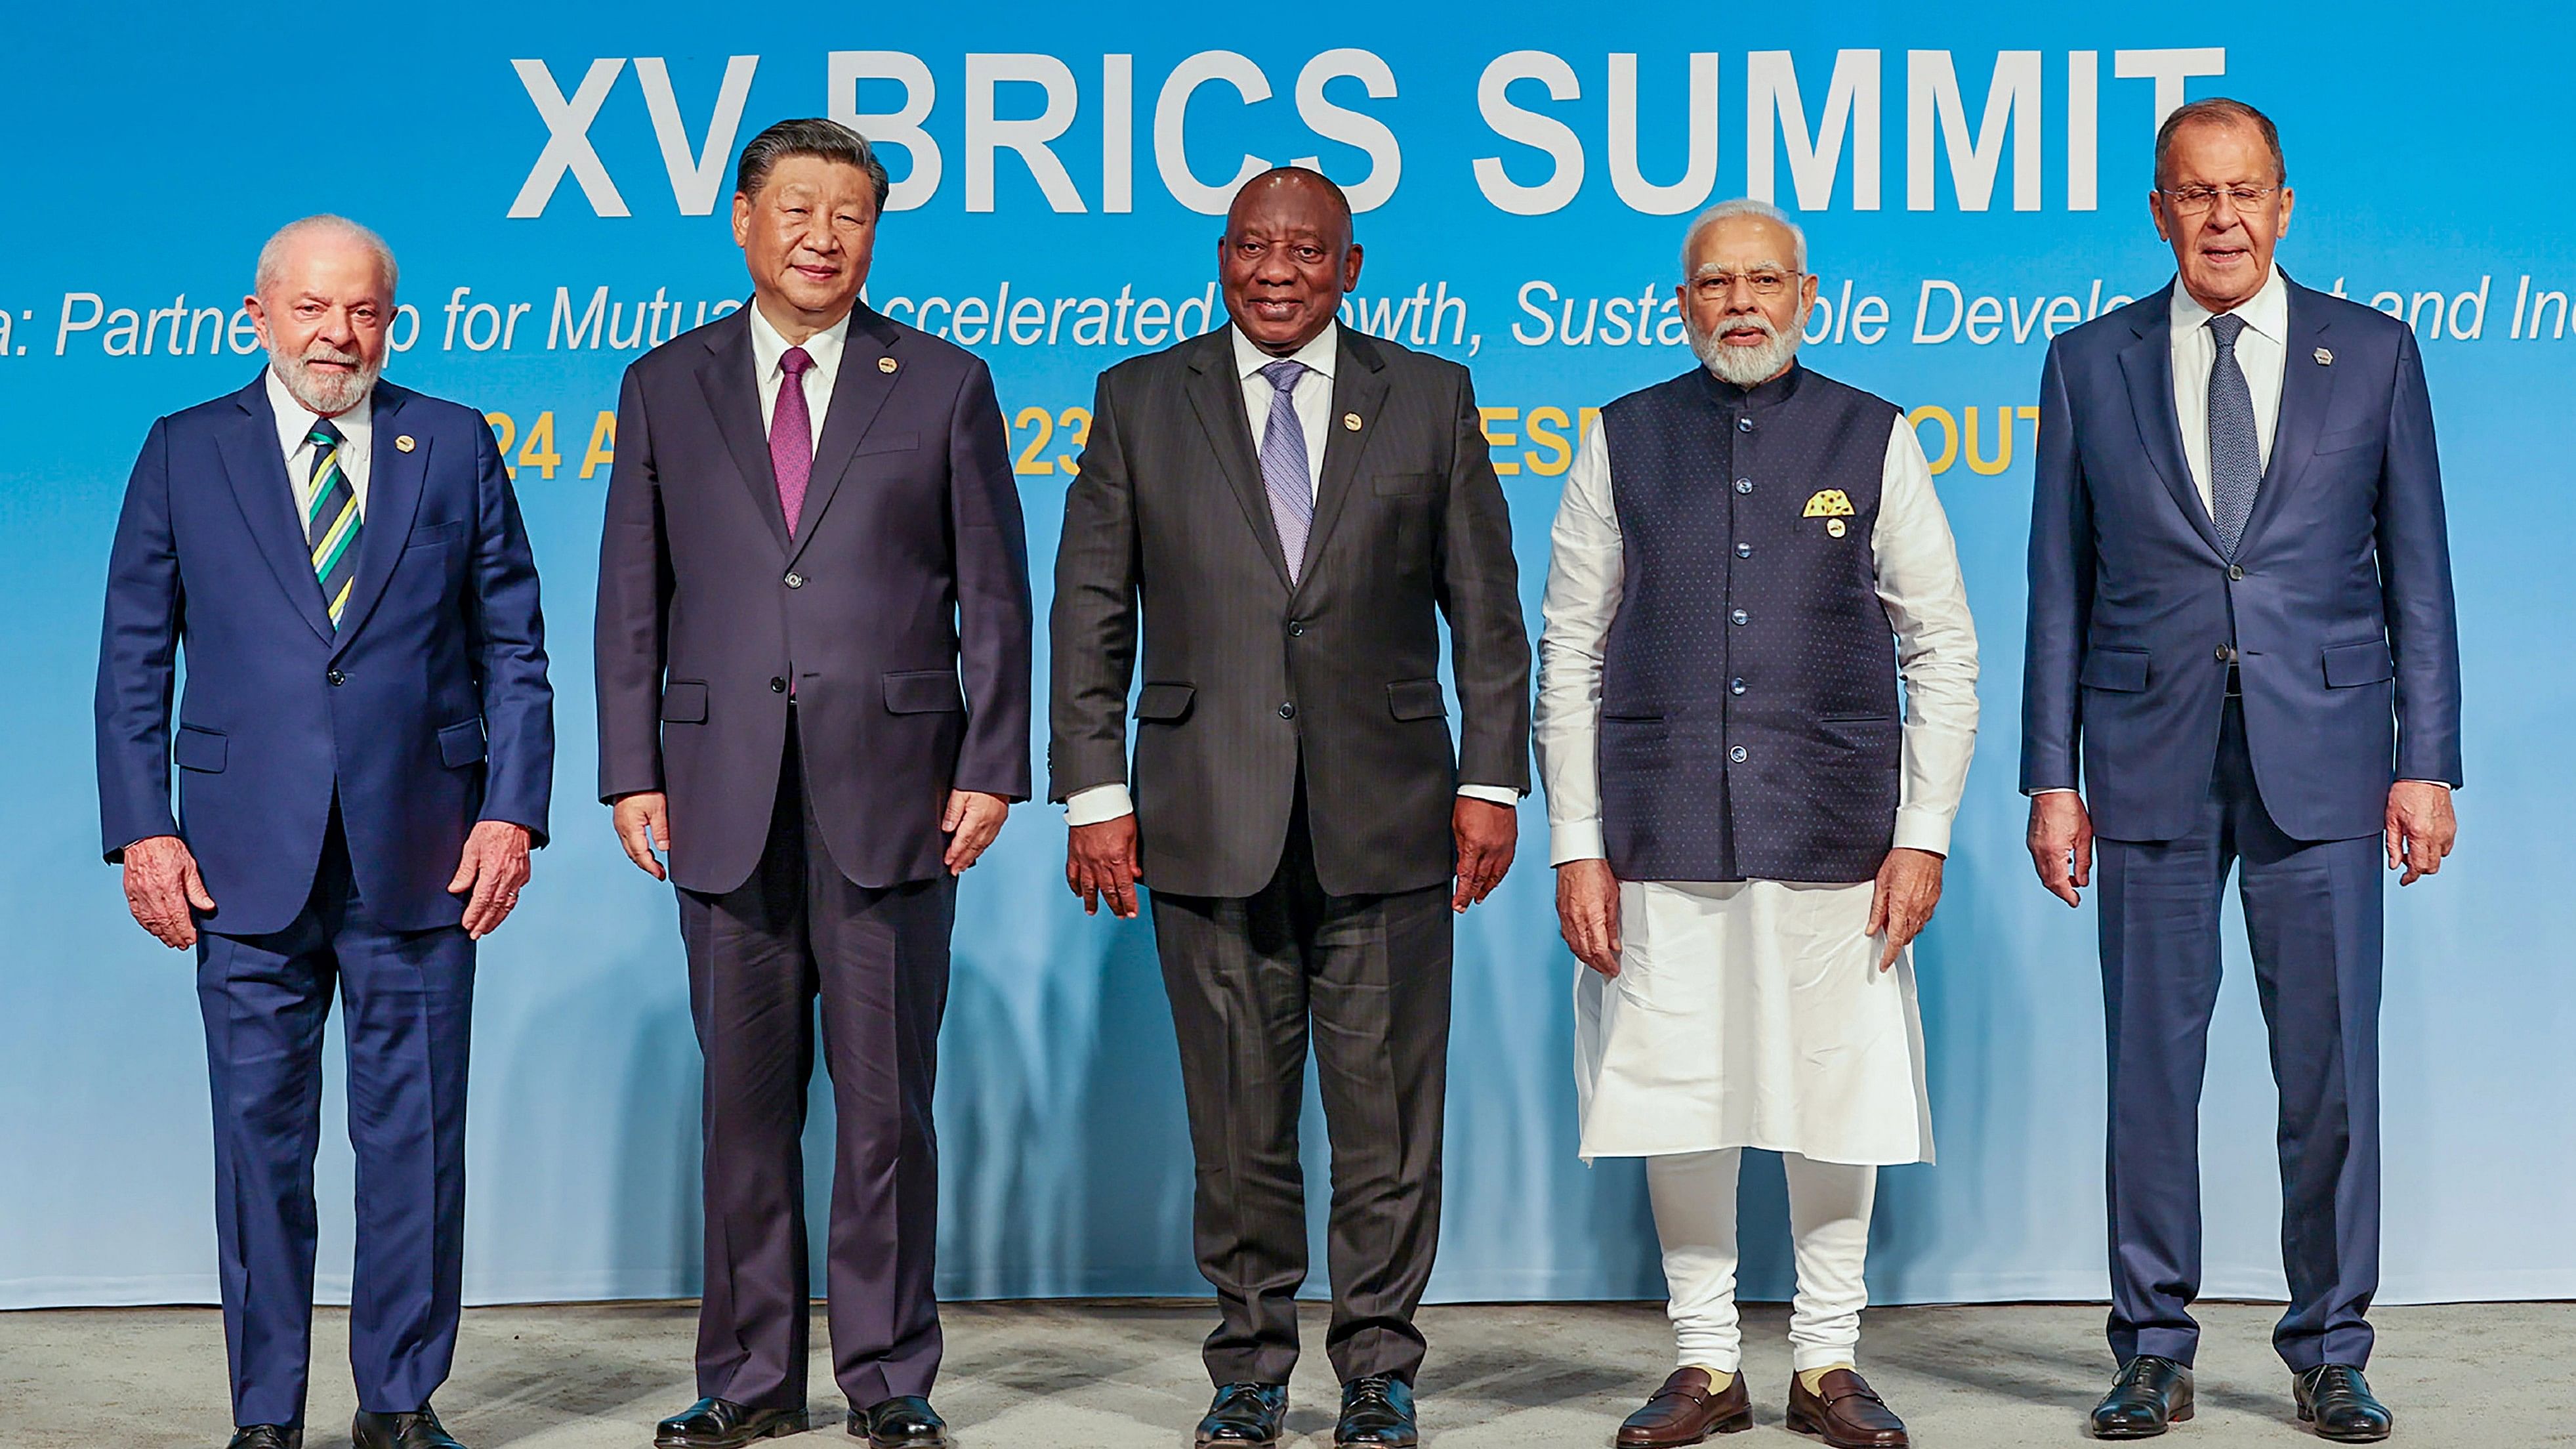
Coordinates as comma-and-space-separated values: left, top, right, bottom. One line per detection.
772, 345, 815, 537
1257, 359, 1313, 583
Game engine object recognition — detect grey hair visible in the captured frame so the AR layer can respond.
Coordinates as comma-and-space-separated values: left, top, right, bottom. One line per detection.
254, 215, 398, 299
2154, 96, 2287, 189
735, 117, 892, 211
1680, 198, 1807, 276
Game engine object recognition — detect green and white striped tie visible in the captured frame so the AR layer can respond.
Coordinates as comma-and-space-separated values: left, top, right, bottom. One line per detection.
305, 418, 361, 627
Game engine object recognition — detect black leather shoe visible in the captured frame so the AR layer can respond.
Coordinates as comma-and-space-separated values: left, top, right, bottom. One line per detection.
2296, 1364, 2392, 1443
849, 1395, 947, 1448
2091, 1356, 2193, 1438
1337, 1375, 1419, 1448
655, 1397, 810, 1448
352, 1403, 465, 1449
228, 1428, 302, 1449
1197, 1383, 1289, 1446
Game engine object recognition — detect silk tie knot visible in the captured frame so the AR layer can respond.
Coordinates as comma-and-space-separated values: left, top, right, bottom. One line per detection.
1259, 358, 1307, 395
308, 417, 343, 448
2208, 312, 2247, 350
781, 345, 814, 379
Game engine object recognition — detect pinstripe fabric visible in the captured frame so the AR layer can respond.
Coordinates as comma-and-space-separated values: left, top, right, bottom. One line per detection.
304, 419, 361, 627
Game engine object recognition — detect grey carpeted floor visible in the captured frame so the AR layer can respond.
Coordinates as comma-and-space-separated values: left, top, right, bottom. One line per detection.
1, 1299, 2566, 1448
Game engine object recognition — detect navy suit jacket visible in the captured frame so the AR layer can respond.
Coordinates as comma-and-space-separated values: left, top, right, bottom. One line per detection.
96, 375, 554, 936
2021, 278, 2462, 842
593, 304, 1032, 894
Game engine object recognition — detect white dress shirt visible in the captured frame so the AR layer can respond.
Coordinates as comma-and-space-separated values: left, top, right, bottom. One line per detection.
1535, 410, 1981, 866
2170, 263, 2289, 516
266, 366, 372, 522
1064, 321, 1516, 827
747, 301, 850, 449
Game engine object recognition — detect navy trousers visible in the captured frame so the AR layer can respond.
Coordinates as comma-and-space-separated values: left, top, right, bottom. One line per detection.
2096, 699, 2384, 1372
196, 812, 474, 1429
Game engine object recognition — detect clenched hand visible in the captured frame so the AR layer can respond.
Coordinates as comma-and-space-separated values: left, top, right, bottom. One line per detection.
448, 820, 533, 939
1867, 846, 1945, 972
122, 834, 215, 948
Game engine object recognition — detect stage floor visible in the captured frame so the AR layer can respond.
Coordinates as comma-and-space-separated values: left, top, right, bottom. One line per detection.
1, 1299, 2566, 1447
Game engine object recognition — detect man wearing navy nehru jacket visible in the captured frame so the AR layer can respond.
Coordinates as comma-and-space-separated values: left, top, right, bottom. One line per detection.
2023, 98, 2462, 1442
96, 215, 554, 1449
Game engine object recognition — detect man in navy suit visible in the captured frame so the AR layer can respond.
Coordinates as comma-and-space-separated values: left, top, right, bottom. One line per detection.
96, 215, 553, 1449
2022, 100, 2460, 1443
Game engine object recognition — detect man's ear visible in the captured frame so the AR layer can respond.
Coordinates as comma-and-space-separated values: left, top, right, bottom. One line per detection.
731, 192, 754, 249
1342, 242, 1365, 294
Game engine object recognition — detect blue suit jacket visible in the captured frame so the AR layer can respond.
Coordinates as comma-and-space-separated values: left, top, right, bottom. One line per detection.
2021, 278, 2462, 842
96, 375, 554, 936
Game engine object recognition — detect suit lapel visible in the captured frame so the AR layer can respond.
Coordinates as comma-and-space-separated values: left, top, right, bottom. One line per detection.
218, 377, 335, 644
696, 310, 792, 556
2116, 284, 2223, 556
2239, 279, 2336, 552
1296, 329, 1389, 595
787, 305, 903, 568
1183, 330, 1293, 590
329, 384, 428, 651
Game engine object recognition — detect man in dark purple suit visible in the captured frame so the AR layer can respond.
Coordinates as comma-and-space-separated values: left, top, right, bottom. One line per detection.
594, 119, 1033, 1449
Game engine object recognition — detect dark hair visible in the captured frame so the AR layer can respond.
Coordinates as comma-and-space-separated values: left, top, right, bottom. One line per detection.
2153, 98, 2286, 189
734, 118, 892, 211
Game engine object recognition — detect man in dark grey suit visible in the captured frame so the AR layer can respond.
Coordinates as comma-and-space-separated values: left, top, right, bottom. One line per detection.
594, 119, 1032, 1449
1050, 167, 1530, 1449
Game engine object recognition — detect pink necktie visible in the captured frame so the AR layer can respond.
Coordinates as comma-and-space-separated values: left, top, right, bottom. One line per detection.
772, 346, 815, 536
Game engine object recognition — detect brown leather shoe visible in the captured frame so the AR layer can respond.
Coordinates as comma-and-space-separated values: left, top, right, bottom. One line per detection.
1617, 1368, 1753, 1447
1787, 1369, 1907, 1448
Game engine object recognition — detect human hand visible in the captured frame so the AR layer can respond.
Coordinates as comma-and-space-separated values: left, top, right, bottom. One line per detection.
1452, 797, 1518, 912
121, 834, 214, 949
942, 790, 1010, 874
1066, 814, 1144, 918
448, 820, 533, 938
1556, 858, 1622, 976
2385, 780, 2457, 885
1867, 847, 1945, 972
612, 791, 671, 881
2027, 791, 2094, 906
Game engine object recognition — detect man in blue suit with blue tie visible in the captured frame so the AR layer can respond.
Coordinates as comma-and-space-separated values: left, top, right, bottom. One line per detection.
96, 215, 553, 1449
2023, 100, 2461, 1443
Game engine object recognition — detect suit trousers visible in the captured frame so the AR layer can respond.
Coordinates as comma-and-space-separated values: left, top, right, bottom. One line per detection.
1148, 778, 1454, 1387
677, 713, 956, 1411
196, 805, 473, 1429
2097, 698, 2384, 1372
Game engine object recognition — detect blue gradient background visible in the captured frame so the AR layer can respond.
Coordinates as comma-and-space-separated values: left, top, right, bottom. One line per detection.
3, 1, 2568, 1310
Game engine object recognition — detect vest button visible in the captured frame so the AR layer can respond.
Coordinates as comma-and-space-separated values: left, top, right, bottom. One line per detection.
1735, 543, 1753, 558
770, 677, 787, 692
1735, 478, 1754, 494
1279, 702, 1297, 719
1728, 745, 1749, 763
327, 669, 346, 686
785, 572, 805, 589
1730, 608, 1749, 625
1737, 417, 1754, 432
1730, 678, 1747, 695
2228, 564, 2245, 581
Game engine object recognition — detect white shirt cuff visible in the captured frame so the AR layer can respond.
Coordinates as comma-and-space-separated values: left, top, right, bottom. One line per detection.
2027, 787, 2079, 797
1892, 806, 1955, 858
1548, 818, 1607, 868
1063, 783, 1133, 826
1457, 783, 1519, 807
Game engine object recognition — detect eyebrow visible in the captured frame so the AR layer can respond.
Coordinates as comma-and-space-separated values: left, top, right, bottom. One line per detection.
1690, 259, 1793, 278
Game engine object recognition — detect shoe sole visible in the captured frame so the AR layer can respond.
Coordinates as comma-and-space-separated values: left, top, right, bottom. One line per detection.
655, 1412, 811, 1449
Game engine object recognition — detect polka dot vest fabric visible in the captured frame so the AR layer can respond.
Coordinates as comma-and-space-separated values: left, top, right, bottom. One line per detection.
1597, 364, 1903, 885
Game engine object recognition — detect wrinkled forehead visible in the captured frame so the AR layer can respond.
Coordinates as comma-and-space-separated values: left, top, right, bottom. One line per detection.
263, 236, 392, 303
2161, 119, 2281, 185
1685, 215, 1800, 275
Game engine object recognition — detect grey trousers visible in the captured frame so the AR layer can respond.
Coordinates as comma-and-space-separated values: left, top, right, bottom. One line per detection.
1148, 786, 1455, 1387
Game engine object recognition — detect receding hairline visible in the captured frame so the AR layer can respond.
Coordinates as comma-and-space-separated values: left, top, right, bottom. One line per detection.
2154, 98, 2287, 188
1680, 200, 1808, 276
1222, 167, 1355, 238
254, 215, 398, 300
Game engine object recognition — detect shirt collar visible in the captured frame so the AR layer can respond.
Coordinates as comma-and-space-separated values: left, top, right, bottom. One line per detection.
265, 363, 372, 456
747, 300, 852, 382
1232, 320, 1339, 383
2171, 263, 2289, 346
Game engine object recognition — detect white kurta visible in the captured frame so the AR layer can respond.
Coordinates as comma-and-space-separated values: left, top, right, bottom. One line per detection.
1535, 406, 1980, 1165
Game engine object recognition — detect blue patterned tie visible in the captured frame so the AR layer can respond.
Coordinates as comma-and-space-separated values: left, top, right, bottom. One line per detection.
1257, 359, 1314, 583
305, 417, 362, 627
2206, 312, 2260, 556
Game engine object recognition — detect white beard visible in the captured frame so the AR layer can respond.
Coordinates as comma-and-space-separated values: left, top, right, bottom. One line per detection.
1690, 309, 1805, 388
268, 342, 381, 416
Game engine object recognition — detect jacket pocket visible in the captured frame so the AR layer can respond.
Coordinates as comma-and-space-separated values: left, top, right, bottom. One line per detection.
1387, 678, 1448, 721
2079, 646, 2151, 692
405, 518, 466, 549
2322, 638, 2395, 687
660, 680, 709, 723
856, 430, 921, 458
2316, 424, 2379, 455
173, 724, 226, 773
884, 669, 965, 713
1373, 472, 1440, 497
1134, 682, 1195, 722
437, 719, 488, 768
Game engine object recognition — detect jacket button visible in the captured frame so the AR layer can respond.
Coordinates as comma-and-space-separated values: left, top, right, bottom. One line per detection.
1735, 542, 1753, 558
1288, 620, 1306, 637
1735, 478, 1754, 494
770, 677, 787, 692
785, 572, 805, 589
1737, 417, 1754, 432
2214, 644, 2236, 664
2228, 564, 2245, 581
1730, 608, 1749, 625
327, 669, 346, 686
1728, 745, 1749, 763
1278, 702, 1297, 719
1730, 678, 1747, 695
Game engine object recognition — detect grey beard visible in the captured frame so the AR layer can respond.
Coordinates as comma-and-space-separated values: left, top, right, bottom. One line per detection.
1690, 314, 1804, 388
269, 346, 380, 415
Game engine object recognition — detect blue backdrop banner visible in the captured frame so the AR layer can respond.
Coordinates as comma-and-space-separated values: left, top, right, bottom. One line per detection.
5, 0, 2569, 1309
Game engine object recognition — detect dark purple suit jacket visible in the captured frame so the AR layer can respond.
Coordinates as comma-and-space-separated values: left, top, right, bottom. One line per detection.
594, 304, 1032, 894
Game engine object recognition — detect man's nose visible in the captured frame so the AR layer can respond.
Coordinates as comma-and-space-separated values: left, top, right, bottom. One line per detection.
318, 310, 358, 346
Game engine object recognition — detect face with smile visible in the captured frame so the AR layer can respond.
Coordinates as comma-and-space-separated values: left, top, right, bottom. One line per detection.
1219, 169, 1362, 357
734, 153, 879, 341
1678, 211, 1818, 388
2153, 118, 2295, 314
246, 232, 390, 417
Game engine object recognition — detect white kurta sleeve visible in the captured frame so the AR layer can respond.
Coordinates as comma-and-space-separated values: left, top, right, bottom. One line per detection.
1535, 421, 1624, 866
1873, 415, 1980, 856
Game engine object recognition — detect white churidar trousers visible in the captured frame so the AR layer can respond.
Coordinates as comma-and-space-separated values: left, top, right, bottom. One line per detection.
1648, 1146, 1877, 1373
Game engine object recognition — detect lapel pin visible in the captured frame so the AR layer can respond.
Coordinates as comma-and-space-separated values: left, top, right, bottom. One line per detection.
878, 356, 898, 373
2314, 347, 2334, 366
394, 434, 415, 452
1342, 412, 1361, 431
